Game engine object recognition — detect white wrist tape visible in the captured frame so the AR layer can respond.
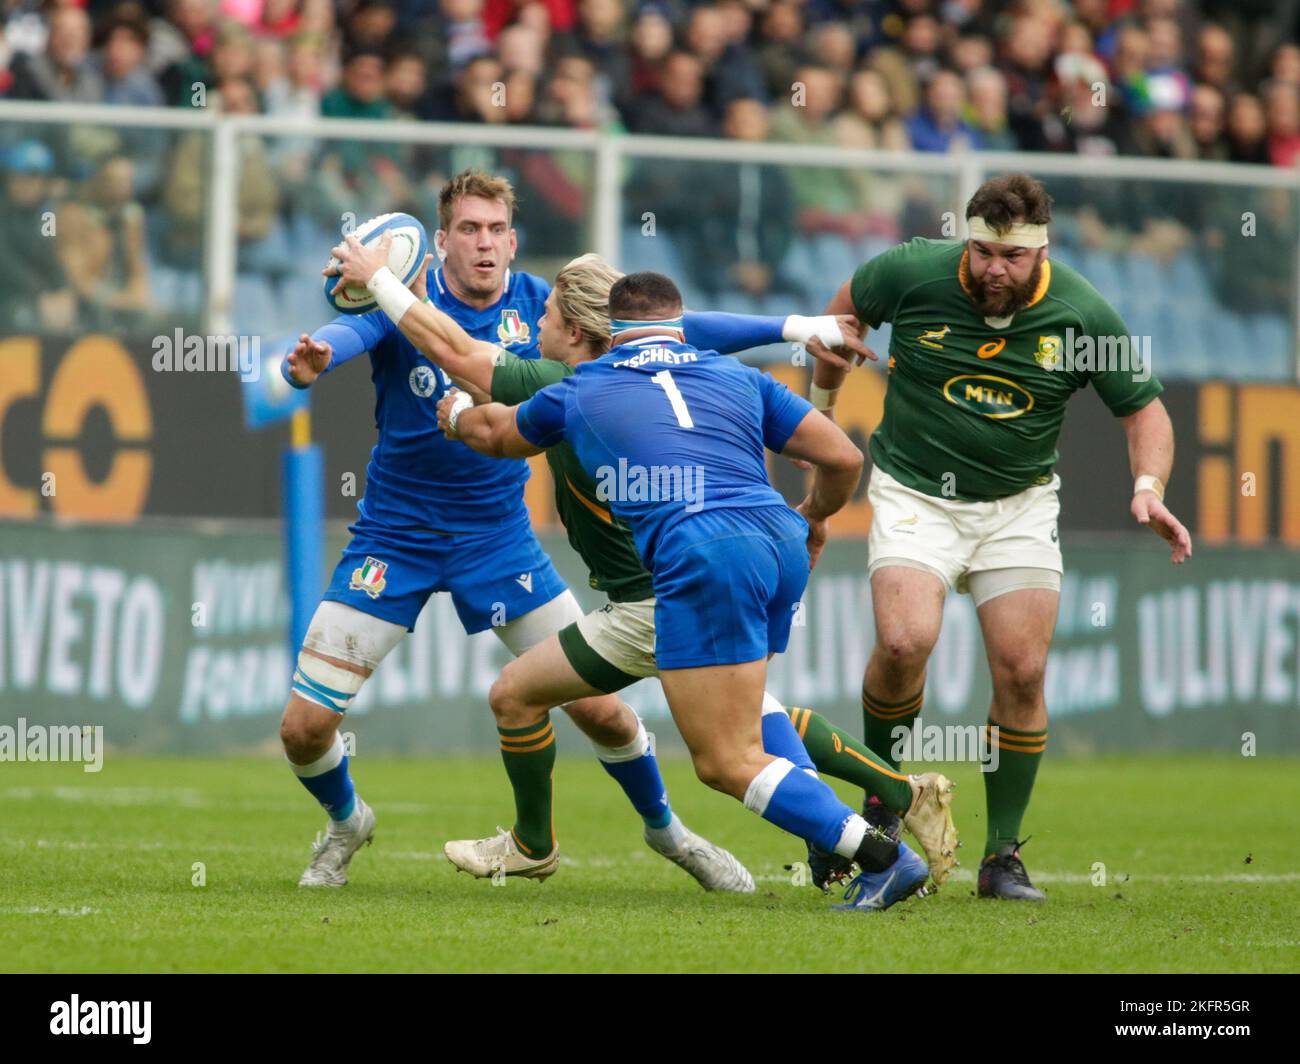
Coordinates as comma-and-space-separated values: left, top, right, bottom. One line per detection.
368, 265, 418, 324
1134, 474, 1165, 500
446, 391, 474, 435
783, 314, 846, 348
809, 383, 840, 411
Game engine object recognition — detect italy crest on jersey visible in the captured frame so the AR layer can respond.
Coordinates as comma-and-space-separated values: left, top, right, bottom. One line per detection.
1034, 335, 1063, 369
349, 556, 388, 599
497, 309, 531, 345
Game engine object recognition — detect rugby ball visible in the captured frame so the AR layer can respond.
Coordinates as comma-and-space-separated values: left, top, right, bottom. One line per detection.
324, 212, 429, 315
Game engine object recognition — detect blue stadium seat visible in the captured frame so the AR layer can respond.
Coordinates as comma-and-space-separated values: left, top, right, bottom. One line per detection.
1243, 314, 1294, 380
1077, 249, 1126, 309
620, 225, 687, 276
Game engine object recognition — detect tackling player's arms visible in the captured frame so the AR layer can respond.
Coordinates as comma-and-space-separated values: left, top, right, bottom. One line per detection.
330, 232, 498, 402
437, 394, 541, 458
780, 409, 864, 568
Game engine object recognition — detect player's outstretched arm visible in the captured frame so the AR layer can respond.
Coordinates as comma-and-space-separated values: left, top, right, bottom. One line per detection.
329, 234, 497, 401
781, 409, 865, 568
809, 280, 860, 421
1120, 397, 1192, 564
682, 310, 874, 368
436, 392, 543, 458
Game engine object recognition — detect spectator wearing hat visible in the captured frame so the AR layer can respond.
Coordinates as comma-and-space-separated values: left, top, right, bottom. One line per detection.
0, 141, 77, 333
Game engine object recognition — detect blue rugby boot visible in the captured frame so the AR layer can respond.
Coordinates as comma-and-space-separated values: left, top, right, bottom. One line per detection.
832, 841, 929, 913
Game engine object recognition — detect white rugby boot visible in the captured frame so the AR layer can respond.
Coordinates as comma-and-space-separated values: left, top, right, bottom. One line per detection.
646, 824, 755, 893
443, 827, 560, 881
298, 799, 376, 887
903, 773, 959, 886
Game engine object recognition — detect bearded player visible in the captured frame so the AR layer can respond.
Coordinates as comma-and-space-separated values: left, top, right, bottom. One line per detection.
808, 173, 1192, 900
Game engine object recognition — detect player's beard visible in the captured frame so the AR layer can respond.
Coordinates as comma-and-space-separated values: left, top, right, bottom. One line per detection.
967, 258, 1043, 318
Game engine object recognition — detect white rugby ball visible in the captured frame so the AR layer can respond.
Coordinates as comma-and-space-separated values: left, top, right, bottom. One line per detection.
324, 212, 429, 315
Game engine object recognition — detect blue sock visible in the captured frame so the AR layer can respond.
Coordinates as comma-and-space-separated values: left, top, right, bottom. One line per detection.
760, 706, 817, 774
290, 733, 356, 821
595, 722, 672, 829
745, 758, 855, 852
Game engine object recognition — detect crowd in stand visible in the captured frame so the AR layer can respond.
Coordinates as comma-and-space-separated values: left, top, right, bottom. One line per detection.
1, 0, 1297, 375
3, 0, 1300, 163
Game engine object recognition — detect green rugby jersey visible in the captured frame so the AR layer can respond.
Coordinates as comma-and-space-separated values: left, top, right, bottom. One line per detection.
491, 352, 655, 602
851, 238, 1162, 501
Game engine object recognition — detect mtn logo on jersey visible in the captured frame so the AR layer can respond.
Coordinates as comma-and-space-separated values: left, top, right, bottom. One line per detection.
515, 572, 533, 592
942, 374, 1035, 419
918, 325, 951, 349
409, 365, 438, 397
497, 309, 532, 345
349, 556, 389, 599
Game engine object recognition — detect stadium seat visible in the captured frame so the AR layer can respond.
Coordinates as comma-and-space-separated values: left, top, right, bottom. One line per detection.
1243, 314, 1295, 380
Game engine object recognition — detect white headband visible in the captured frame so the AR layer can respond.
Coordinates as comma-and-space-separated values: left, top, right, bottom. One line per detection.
967, 217, 1049, 248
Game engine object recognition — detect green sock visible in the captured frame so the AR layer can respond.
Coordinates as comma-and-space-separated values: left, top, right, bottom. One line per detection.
788, 707, 914, 813
862, 682, 924, 772
498, 719, 557, 857
982, 719, 1047, 857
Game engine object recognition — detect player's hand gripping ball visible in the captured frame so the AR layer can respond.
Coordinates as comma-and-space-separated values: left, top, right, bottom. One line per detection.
323, 212, 428, 314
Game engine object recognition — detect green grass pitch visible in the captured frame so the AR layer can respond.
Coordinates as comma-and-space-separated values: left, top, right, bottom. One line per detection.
2, 754, 1296, 973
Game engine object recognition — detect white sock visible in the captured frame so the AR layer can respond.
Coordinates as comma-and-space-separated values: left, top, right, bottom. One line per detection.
832, 813, 868, 859
645, 812, 689, 852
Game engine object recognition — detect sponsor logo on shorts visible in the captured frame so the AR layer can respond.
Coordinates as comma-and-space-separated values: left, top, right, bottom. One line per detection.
350, 556, 388, 599
409, 365, 438, 397
918, 324, 951, 349
942, 373, 1034, 419
497, 309, 532, 345
516, 572, 533, 592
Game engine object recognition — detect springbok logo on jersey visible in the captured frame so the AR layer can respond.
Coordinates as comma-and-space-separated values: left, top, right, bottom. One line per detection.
350, 556, 388, 599
942, 374, 1035, 419
918, 325, 951, 350
497, 309, 531, 345
1034, 335, 1063, 369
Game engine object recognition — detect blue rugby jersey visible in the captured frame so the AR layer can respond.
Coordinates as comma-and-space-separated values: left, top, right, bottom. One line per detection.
515, 336, 814, 568
301, 269, 798, 534
313, 267, 547, 532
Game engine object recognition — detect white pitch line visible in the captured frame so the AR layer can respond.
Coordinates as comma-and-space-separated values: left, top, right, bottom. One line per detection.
752, 869, 1300, 885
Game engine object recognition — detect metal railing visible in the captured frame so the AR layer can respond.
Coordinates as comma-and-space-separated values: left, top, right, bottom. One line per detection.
2, 99, 1296, 379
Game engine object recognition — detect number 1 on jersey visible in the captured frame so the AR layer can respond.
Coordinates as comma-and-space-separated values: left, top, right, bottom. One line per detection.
652, 369, 694, 428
